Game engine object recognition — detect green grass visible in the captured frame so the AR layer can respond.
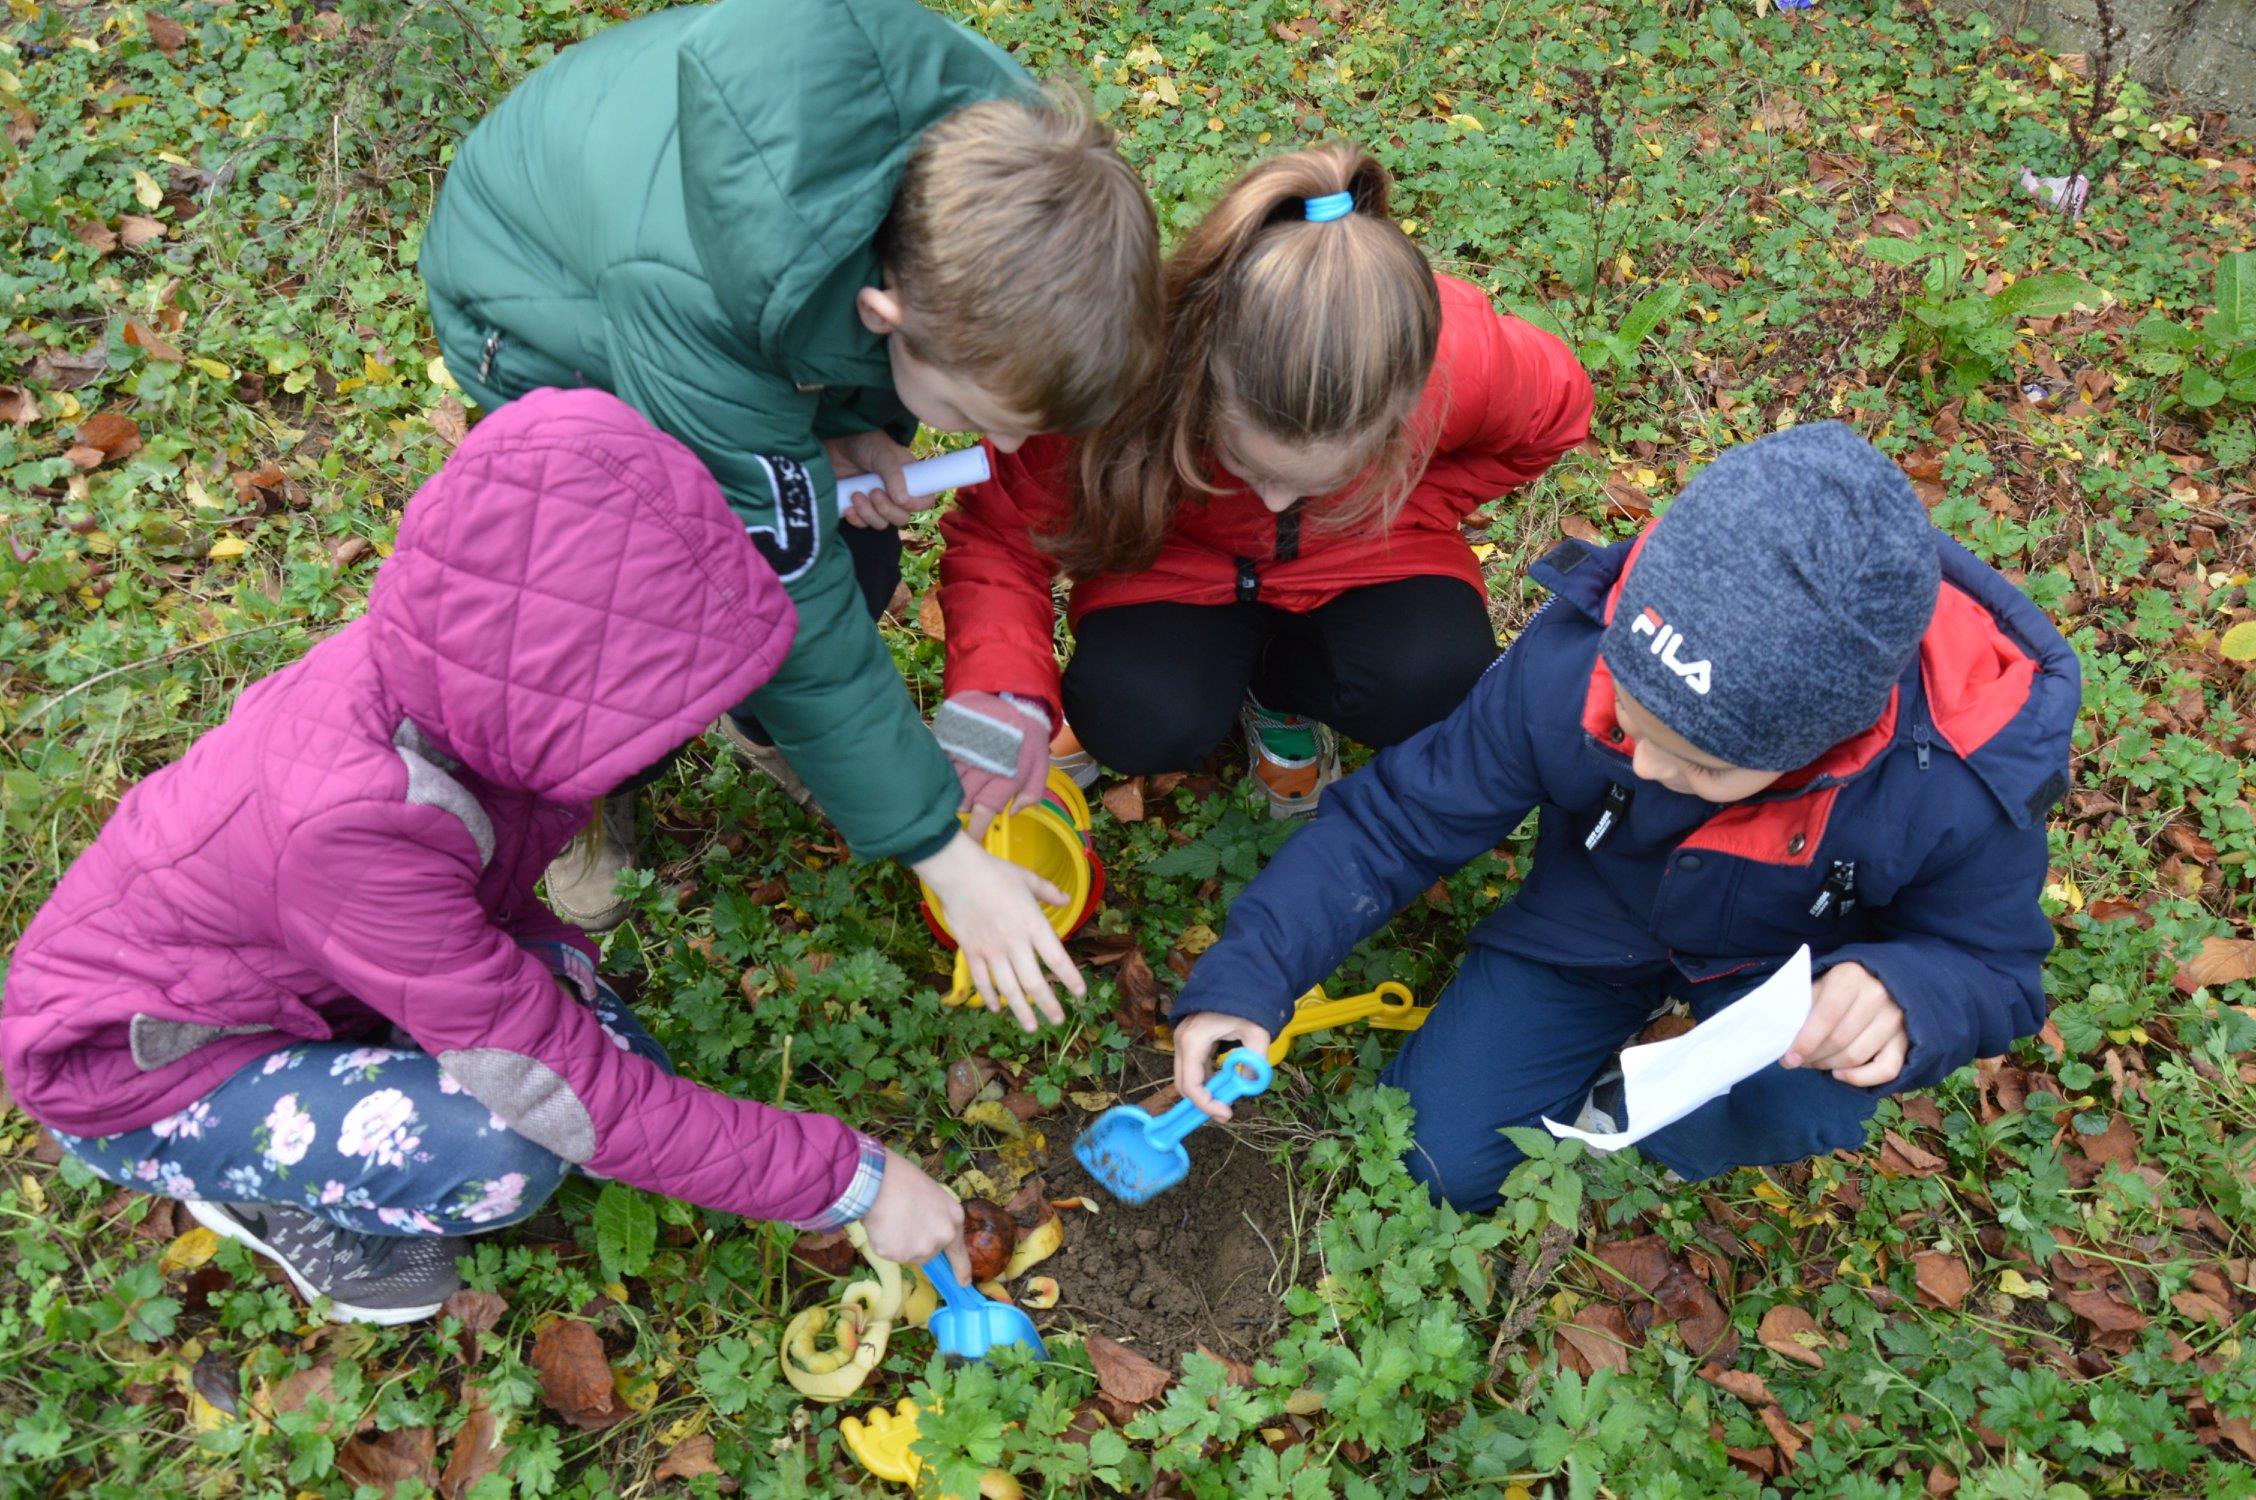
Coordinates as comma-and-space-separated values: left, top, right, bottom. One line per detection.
4, 0, 2255, 1495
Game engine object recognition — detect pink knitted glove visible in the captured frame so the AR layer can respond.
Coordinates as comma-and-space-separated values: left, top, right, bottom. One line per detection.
933, 692, 1052, 837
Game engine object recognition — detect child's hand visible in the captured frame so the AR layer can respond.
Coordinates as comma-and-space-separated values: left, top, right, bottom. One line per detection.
825, 431, 919, 529
859, 1147, 970, 1279
934, 692, 1052, 839
1785, 961, 1907, 1086
911, 832, 1086, 1032
1172, 1011, 1275, 1122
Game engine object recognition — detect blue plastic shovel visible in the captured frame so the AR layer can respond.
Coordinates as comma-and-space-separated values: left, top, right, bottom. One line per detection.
1073, 1048, 1274, 1205
921, 1253, 1047, 1361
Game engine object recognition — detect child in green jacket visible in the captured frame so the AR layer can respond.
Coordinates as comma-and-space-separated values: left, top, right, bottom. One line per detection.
420, 0, 1160, 1027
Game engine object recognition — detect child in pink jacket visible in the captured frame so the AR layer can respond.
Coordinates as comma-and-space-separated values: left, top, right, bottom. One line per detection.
1, 390, 964, 1323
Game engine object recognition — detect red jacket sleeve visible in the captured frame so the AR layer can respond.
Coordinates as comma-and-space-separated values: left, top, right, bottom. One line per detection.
274, 799, 865, 1225
937, 437, 1075, 726
1417, 284, 1594, 514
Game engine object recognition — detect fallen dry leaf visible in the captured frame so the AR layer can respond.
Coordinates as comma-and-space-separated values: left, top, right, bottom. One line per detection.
947, 1055, 1003, 1113
915, 590, 945, 642
1653, 1267, 1734, 1359
146, 10, 187, 56
1100, 779, 1145, 823
338, 1427, 438, 1495
529, 1318, 626, 1430
0, 386, 37, 424
1757, 1405, 1806, 1464
1912, 1251, 1972, 1310
2057, 1285, 2148, 1335
1757, 1304, 1827, 1369
1086, 1334, 1170, 1406
1877, 1129, 1945, 1176
76, 412, 143, 464
31, 349, 108, 390
1594, 1236, 1675, 1297
331, 536, 374, 570
429, 397, 469, 447
2077, 1112, 2139, 1169
439, 1387, 507, 1500
73, 219, 120, 256
1557, 1303, 1634, 1375
2177, 935, 2256, 993
1113, 947, 1163, 1039
125, 319, 184, 363
1699, 1364, 1775, 1406
654, 1432, 722, 1481
441, 1288, 508, 1338
788, 1228, 860, 1279
119, 214, 165, 248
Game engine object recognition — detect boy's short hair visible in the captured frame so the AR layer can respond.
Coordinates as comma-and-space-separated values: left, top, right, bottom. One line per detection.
879, 85, 1161, 434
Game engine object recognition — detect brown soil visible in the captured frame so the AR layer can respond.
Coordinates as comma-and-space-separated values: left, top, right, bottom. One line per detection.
1029, 1052, 1307, 1371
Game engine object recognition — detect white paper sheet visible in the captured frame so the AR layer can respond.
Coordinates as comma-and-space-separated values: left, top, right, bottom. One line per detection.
1544, 945, 1814, 1151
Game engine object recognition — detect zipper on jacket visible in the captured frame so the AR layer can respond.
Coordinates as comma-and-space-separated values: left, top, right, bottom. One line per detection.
1234, 556, 1261, 605
478, 330, 503, 385
1913, 719, 1932, 771
1274, 502, 1305, 563
1808, 859, 1859, 918
1585, 781, 1632, 852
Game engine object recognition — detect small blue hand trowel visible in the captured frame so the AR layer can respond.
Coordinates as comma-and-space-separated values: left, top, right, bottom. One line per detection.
1073, 1048, 1274, 1205
921, 1254, 1047, 1361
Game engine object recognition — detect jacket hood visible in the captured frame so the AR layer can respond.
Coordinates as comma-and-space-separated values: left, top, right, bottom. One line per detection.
1537, 527, 2079, 829
366, 388, 797, 804
676, 0, 1030, 385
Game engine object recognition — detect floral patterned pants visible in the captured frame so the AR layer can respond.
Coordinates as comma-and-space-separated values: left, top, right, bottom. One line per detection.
49, 984, 670, 1237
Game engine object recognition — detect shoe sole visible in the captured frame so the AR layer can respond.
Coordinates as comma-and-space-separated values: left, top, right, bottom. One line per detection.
184, 1200, 447, 1326
710, 718, 821, 811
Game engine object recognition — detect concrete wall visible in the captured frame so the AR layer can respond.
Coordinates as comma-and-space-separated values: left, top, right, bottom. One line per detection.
1945, 0, 2256, 133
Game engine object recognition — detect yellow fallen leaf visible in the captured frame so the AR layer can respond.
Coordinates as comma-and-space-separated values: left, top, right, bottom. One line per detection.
1469, 542, 1496, 561
188, 357, 234, 380
1996, 1268, 2048, 1300
2222, 620, 2256, 663
1152, 76, 1179, 106
19, 1173, 46, 1213
2044, 877, 2084, 912
161, 1226, 221, 1276
1067, 1089, 1118, 1112
1177, 923, 1219, 956
960, 1100, 1024, 1139
132, 168, 162, 209
207, 536, 248, 560
1449, 113, 1484, 131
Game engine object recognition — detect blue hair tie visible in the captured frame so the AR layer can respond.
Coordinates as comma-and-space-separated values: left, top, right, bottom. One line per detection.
1303, 191, 1355, 223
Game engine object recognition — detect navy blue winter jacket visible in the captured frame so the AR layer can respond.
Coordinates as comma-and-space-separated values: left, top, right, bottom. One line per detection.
1174, 529, 2082, 1095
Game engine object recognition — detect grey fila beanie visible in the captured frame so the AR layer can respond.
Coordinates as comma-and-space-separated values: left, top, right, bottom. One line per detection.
1600, 421, 1940, 773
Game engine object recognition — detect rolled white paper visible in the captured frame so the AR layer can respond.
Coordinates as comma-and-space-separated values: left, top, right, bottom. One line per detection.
834, 446, 993, 515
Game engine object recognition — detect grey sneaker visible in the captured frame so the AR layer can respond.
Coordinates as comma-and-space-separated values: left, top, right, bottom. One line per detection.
543, 789, 638, 933
186, 1201, 464, 1325
1572, 1069, 1628, 1136
711, 714, 821, 813
1239, 697, 1340, 820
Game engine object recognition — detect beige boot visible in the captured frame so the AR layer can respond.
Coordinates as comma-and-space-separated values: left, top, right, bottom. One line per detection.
710, 714, 821, 813
544, 790, 638, 933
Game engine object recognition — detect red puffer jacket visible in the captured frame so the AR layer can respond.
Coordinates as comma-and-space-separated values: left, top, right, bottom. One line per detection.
938, 274, 1594, 724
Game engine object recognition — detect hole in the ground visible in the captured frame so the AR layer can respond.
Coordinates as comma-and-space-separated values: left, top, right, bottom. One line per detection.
1029, 1049, 1308, 1371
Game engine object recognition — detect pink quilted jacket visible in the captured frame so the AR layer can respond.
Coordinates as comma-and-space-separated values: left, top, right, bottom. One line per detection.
3, 389, 873, 1225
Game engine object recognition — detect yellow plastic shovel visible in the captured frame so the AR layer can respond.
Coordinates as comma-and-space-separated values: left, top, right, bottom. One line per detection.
1265, 981, 1430, 1062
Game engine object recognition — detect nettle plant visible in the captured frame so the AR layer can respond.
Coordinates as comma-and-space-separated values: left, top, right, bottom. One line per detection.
2132, 251, 2256, 411
1863, 236, 2099, 393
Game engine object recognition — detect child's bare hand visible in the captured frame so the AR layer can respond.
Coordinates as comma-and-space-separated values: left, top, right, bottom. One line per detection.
1172, 1012, 1274, 1122
858, 1147, 969, 1279
912, 832, 1085, 1032
825, 431, 919, 529
1785, 961, 1907, 1087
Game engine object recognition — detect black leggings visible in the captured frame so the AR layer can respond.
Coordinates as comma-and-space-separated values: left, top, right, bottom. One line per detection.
1060, 576, 1498, 774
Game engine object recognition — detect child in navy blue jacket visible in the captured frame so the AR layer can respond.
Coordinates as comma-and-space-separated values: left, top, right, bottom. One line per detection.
1168, 423, 2080, 1209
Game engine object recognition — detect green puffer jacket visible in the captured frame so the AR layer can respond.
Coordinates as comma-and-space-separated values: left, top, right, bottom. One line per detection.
420, 0, 1030, 862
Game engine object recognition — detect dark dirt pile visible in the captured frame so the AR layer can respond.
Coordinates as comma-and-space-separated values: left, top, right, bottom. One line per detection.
1030, 1060, 1306, 1371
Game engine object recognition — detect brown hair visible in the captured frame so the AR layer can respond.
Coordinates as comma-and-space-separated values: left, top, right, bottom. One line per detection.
879, 85, 1162, 436
1046, 143, 1441, 577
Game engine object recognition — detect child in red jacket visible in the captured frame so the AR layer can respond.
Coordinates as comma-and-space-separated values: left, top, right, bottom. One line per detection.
936, 144, 1592, 821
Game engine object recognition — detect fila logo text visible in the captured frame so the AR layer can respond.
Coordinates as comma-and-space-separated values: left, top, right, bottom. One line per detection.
1630, 608, 1713, 695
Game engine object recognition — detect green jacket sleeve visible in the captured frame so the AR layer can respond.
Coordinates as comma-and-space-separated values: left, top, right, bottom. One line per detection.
597, 262, 962, 863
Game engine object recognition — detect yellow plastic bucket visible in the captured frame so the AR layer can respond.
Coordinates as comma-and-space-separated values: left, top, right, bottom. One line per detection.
921, 769, 1103, 1005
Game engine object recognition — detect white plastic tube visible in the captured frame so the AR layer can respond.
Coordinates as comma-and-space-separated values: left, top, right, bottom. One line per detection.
834, 446, 993, 515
